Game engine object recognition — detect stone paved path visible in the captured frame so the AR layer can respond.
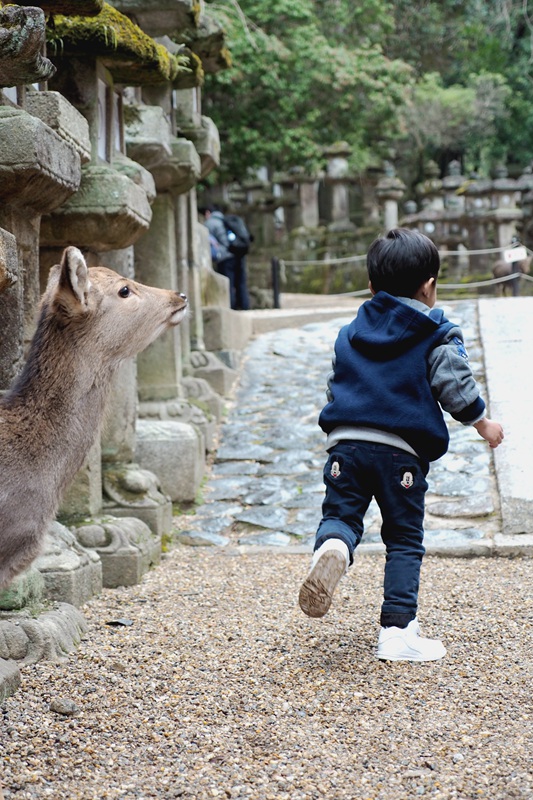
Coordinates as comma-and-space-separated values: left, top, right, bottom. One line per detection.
178, 300, 501, 556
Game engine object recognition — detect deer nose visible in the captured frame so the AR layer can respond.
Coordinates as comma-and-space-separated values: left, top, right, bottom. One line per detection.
179, 293, 187, 300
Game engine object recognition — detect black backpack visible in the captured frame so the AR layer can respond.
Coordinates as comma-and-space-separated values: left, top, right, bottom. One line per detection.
224, 213, 252, 256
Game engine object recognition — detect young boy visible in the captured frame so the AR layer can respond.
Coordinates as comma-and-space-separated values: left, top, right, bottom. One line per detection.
298, 228, 503, 661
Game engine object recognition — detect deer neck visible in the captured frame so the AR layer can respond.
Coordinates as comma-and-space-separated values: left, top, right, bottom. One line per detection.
2, 316, 116, 466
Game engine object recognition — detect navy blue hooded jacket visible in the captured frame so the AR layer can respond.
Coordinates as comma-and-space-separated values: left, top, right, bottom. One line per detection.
319, 292, 484, 462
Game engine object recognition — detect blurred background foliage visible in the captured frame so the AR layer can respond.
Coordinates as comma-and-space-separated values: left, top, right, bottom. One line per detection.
203, 0, 533, 184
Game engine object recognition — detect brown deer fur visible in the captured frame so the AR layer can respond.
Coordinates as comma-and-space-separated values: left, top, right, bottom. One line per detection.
492, 256, 531, 296
0, 247, 187, 589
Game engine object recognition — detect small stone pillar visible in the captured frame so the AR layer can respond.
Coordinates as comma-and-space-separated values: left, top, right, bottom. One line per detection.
0, 228, 22, 389
441, 161, 468, 278
274, 173, 300, 233
243, 178, 271, 247
442, 160, 466, 212
135, 194, 184, 401
323, 142, 356, 231
489, 164, 522, 249
409, 161, 446, 246
376, 161, 406, 231
296, 173, 321, 229
124, 94, 209, 502
416, 161, 444, 213
464, 172, 492, 273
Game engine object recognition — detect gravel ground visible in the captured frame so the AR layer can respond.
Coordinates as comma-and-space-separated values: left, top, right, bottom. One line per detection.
1, 546, 532, 800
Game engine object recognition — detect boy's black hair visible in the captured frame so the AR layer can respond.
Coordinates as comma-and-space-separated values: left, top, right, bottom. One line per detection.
366, 228, 440, 298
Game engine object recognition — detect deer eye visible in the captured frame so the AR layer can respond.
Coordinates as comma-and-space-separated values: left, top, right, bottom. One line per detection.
118, 286, 130, 298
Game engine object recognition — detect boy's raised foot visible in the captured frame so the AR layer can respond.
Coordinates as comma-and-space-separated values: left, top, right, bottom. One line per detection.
298, 538, 349, 618
376, 618, 446, 662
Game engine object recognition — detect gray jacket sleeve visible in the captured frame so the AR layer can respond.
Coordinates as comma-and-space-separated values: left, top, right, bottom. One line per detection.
206, 215, 231, 261
428, 326, 486, 424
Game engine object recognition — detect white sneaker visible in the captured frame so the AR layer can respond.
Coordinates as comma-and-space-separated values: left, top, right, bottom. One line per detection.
298, 539, 349, 618
376, 618, 446, 662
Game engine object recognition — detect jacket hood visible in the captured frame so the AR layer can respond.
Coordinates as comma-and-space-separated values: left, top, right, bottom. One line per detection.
348, 292, 445, 357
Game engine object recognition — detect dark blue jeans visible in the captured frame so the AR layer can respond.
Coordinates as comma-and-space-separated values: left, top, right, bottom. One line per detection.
235, 256, 250, 310
315, 441, 430, 627
216, 256, 238, 309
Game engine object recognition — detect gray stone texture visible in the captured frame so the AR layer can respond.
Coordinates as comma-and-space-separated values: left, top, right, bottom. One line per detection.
202, 306, 254, 352
25, 90, 91, 164
73, 516, 160, 588
190, 349, 238, 397
0, 228, 23, 388
0, 107, 81, 213
135, 419, 205, 503
40, 164, 152, 251
0, 657, 21, 702
0, 5, 56, 86
34, 522, 102, 608
0, 602, 87, 664
102, 465, 173, 538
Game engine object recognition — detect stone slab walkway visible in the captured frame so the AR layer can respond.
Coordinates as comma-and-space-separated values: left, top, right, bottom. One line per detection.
179, 297, 520, 557
479, 297, 533, 545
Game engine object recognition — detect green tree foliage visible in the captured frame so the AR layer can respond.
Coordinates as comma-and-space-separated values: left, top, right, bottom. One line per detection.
387, 0, 533, 172
400, 72, 511, 175
203, 0, 533, 183
203, 0, 412, 181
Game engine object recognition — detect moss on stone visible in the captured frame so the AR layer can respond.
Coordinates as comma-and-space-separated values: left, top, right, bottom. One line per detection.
173, 12, 231, 75
46, 2, 190, 85
173, 48, 203, 89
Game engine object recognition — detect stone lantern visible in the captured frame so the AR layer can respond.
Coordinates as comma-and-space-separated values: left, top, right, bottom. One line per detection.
274, 172, 300, 233
406, 162, 444, 246
376, 161, 406, 231
415, 161, 443, 213
440, 161, 468, 271
275, 168, 320, 233
322, 141, 356, 231
442, 160, 466, 212
488, 164, 522, 249
0, 1, 101, 680
463, 172, 492, 272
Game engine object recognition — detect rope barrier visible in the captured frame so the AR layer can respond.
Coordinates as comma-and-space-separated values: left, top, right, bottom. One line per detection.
279, 243, 532, 269
275, 242, 533, 298
279, 244, 516, 268
312, 271, 533, 299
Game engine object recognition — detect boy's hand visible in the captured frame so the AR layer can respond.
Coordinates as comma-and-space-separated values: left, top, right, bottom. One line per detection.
474, 418, 504, 448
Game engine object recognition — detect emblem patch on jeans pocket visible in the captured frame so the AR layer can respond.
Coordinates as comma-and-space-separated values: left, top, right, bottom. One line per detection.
401, 471, 414, 489
331, 461, 341, 478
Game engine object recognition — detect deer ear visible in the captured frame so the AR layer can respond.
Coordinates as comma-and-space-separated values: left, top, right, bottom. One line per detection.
57, 247, 91, 311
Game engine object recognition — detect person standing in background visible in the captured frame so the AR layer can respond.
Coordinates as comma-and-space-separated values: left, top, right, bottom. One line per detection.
202, 205, 252, 310
202, 205, 238, 309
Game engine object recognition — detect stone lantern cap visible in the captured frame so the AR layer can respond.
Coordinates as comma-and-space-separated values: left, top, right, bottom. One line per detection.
46, 3, 188, 84
376, 161, 406, 200
0, 5, 56, 86
109, 0, 231, 75
174, 10, 231, 74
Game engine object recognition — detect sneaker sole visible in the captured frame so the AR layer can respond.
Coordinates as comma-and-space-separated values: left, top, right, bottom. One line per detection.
376, 649, 446, 663
298, 551, 346, 618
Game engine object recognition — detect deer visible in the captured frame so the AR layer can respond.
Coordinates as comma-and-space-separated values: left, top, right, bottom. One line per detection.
0, 246, 188, 590
492, 255, 531, 296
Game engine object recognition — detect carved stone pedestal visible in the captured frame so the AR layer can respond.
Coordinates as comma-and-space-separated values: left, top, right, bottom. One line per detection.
73, 515, 161, 588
